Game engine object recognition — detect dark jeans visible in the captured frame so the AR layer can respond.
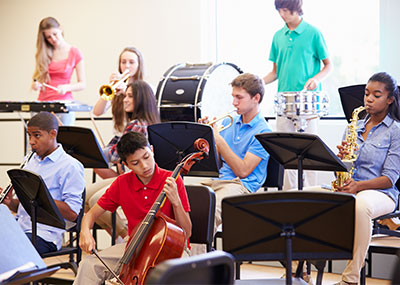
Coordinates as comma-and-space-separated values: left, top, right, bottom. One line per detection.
26, 233, 57, 255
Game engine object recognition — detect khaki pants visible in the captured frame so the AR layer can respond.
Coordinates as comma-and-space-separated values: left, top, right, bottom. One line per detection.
85, 177, 128, 238
342, 190, 395, 283
190, 178, 250, 256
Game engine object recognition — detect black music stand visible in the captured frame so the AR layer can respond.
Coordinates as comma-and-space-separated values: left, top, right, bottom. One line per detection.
255, 132, 348, 190
222, 191, 355, 285
0, 205, 59, 284
148, 122, 219, 177
7, 169, 66, 250
338, 85, 367, 123
57, 126, 108, 168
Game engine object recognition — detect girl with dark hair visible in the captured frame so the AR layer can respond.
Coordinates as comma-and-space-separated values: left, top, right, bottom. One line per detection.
87, 81, 160, 242
334, 72, 400, 284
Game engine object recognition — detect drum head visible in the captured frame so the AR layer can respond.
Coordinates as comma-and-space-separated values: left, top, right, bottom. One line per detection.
157, 63, 242, 121
200, 63, 242, 120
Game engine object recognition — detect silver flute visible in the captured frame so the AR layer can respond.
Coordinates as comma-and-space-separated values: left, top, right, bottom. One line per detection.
0, 151, 35, 203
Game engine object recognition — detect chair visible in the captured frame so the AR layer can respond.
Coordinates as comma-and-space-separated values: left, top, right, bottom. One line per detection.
338, 84, 366, 123
145, 250, 235, 284
263, 156, 284, 191
186, 185, 216, 252
213, 156, 285, 250
40, 189, 86, 279
359, 178, 400, 284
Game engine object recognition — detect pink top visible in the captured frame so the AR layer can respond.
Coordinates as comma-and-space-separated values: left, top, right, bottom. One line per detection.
38, 46, 83, 101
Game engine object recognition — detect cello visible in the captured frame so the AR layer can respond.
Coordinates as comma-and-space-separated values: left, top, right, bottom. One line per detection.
98, 138, 209, 285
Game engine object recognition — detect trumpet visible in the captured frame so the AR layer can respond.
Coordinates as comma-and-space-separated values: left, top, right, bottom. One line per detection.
0, 151, 35, 203
99, 70, 130, 101
206, 111, 235, 132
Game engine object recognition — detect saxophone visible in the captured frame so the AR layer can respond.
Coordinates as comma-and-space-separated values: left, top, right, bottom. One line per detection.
332, 106, 365, 190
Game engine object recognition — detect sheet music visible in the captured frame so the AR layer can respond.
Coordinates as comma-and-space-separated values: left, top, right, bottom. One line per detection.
0, 262, 37, 282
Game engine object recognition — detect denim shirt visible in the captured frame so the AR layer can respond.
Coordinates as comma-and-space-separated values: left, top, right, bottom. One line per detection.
352, 114, 400, 203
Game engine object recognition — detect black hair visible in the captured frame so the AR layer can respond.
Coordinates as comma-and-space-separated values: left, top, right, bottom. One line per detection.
275, 0, 303, 16
368, 72, 400, 121
116, 132, 149, 163
27, 111, 59, 132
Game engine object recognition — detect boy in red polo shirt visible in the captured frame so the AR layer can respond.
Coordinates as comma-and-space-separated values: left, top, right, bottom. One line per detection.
74, 132, 192, 284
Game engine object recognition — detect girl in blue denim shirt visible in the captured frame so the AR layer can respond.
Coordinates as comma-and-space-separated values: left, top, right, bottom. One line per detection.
335, 72, 400, 284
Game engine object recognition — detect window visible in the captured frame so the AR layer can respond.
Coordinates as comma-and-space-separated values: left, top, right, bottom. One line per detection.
215, 0, 379, 117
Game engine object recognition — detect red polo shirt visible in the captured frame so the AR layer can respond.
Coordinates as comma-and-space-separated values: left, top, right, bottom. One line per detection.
97, 164, 190, 235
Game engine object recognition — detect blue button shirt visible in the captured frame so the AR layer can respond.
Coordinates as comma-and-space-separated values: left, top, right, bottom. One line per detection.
352, 114, 400, 203
217, 113, 271, 192
16, 144, 85, 249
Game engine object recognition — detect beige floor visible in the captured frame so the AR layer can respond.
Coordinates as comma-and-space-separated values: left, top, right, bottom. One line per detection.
44, 255, 391, 284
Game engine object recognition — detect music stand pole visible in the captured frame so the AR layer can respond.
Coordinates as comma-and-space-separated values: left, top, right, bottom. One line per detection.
31, 200, 38, 250
297, 154, 304, 190
283, 226, 295, 285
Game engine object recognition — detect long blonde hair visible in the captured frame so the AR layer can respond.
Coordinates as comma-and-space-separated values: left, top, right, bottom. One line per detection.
112, 47, 145, 132
32, 17, 61, 83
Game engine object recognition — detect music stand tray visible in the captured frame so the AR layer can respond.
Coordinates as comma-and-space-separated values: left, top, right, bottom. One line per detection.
7, 169, 66, 249
0, 205, 59, 284
57, 126, 109, 168
256, 132, 348, 190
148, 122, 219, 177
222, 191, 355, 285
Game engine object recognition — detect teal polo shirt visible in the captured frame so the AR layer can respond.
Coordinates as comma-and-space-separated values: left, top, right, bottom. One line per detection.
217, 113, 271, 192
269, 19, 329, 92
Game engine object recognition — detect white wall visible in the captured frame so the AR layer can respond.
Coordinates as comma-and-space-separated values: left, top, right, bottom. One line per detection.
380, 0, 400, 79
0, 0, 215, 104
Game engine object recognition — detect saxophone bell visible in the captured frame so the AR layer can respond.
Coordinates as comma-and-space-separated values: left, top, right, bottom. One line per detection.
331, 106, 365, 191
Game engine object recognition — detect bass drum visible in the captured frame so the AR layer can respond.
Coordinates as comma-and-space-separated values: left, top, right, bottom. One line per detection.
156, 62, 242, 122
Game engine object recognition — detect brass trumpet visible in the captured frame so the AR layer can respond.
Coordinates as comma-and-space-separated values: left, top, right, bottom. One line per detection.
207, 111, 235, 132
99, 70, 130, 101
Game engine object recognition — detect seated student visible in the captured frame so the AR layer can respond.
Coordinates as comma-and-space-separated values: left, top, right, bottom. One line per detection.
1, 111, 85, 254
74, 132, 191, 284
195, 73, 271, 253
86, 80, 160, 242
331, 72, 400, 284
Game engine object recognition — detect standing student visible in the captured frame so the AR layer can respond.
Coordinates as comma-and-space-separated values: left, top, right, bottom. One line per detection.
74, 132, 191, 284
31, 17, 86, 126
1, 112, 85, 254
264, 0, 333, 190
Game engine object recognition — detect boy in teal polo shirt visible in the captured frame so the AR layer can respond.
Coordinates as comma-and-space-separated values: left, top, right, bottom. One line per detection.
263, 1, 333, 282
264, 0, 333, 192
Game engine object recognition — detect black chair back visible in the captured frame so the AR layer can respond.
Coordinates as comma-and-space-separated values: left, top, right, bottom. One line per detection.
186, 185, 216, 252
263, 157, 284, 190
146, 250, 234, 284
40, 189, 86, 276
